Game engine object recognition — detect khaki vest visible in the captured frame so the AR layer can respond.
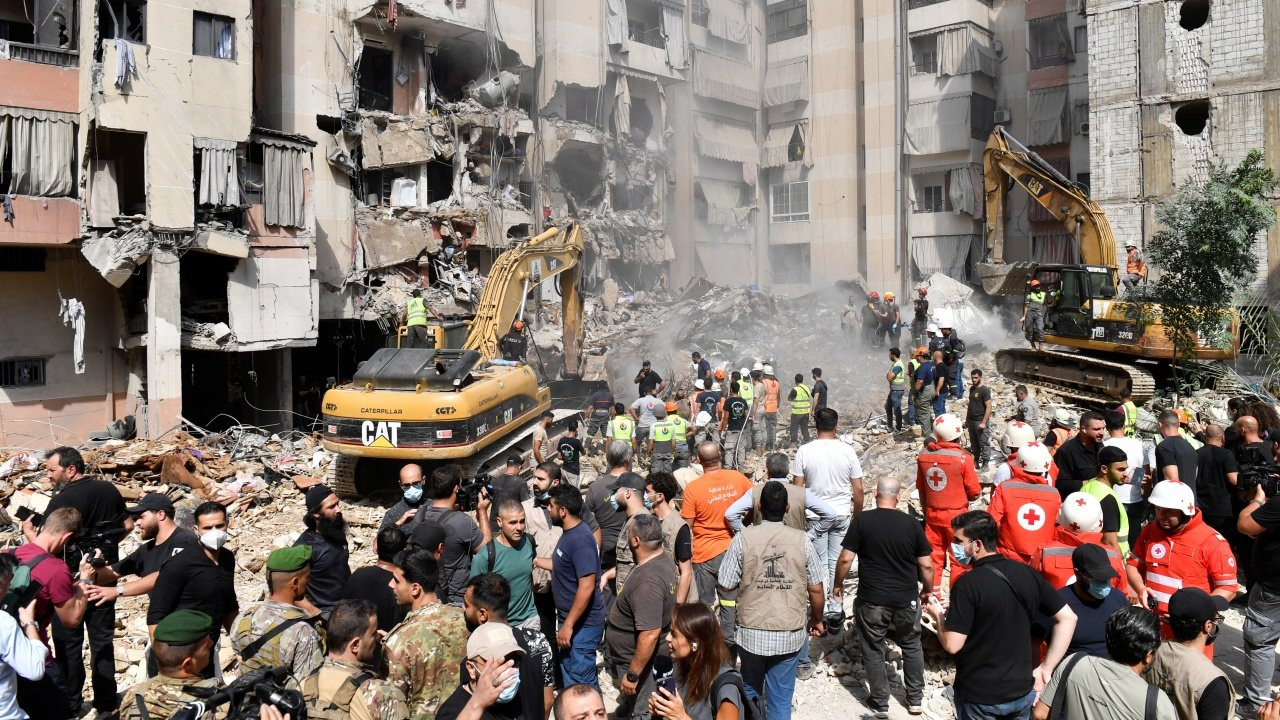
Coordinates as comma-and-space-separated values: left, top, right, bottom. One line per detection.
615, 509, 652, 591
1145, 640, 1235, 720
657, 510, 698, 604
751, 481, 808, 532
737, 523, 809, 631
302, 661, 373, 720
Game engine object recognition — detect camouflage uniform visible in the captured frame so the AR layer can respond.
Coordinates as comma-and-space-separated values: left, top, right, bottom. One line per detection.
383, 603, 468, 720
231, 599, 324, 683
119, 674, 221, 720
303, 657, 411, 720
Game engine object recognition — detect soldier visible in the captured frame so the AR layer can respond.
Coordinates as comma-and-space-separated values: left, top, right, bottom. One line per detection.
231, 545, 323, 682
119, 610, 220, 720
384, 549, 469, 719
303, 599, 409, 720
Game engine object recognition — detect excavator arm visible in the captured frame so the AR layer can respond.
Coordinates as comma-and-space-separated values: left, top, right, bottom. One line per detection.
979, 127, 1118, 294
462, 222, 588, 375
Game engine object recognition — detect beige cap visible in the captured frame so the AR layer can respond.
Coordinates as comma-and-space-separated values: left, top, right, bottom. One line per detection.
467, 622, 525, 660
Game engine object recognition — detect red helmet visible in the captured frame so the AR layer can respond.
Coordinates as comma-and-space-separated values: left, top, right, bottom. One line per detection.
869, 291, 880, 300
918, 287, 928, 295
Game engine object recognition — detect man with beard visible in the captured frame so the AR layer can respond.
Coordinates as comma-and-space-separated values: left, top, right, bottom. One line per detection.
380, 463, 429, 531
302, 598, 409, 720
538, 484, 605, 690
84, 493, 201, 612
458, 574, 548, 719
294, 484, 350, 618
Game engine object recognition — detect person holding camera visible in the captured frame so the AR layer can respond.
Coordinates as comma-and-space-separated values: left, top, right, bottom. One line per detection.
83, 493, 201, 609
1235, 477, 1280, 718
119, 610, 221, 720
0, 554, 49, 720
23, 446, 126, 719
416, 465, 485, 605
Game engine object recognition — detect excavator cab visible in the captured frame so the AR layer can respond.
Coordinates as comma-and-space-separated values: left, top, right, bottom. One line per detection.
1037, 264, 1124, 341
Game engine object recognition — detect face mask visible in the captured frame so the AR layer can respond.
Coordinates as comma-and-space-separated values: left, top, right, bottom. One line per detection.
534, 491, 552, 508
1086, 579, 1112, 600
497, 672, 521, 703
200, 529, 229, 551
950, 541, 973, 567
608, 494, 620, 512
642, 491, 654, 509
403, 484, 424, 504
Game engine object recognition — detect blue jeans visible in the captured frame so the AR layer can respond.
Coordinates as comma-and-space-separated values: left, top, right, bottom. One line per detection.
800, 513, 850, 666
739, 647, 800, 720
933, 391, 947, 416
953, 360, 965, 398
559, 621, 604, 689
907, 392, 916, 424
954, 688, 1035, 720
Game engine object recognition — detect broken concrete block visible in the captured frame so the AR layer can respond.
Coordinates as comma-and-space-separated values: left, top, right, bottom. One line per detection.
360, 118, 435, 169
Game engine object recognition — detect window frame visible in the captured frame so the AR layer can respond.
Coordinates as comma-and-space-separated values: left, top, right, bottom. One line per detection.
915, 185, 945, 213
0, 357, 47, 388
1074, 25, 1087, 54
99, 0, 146, 44
766, 0, 807, 44
770, 180, 810, 223
192, 11, 235, 60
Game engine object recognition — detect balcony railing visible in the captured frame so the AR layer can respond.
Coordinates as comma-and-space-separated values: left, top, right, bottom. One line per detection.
907, 0, 992, 8
0, 40, 79, 68
1030, 52, 1070, 70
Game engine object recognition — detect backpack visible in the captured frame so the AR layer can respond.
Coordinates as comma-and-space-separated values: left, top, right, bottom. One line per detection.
0, 550, 49, 618
485, 535, 538, 574
302, 666, 376, 720
710, 669, 762, 720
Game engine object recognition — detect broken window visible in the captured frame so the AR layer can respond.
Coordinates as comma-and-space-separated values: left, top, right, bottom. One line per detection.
0, 246, 45, 271
0, 109, 77, 197
0, 9, 35, 44
180, 250, 236, 324
193, 12, 234, 60
1028, 14, 1074, 69
769, 243, 811, 284
770, 181, 809, 223
1075, 172, 1090, 192
910, 34, 937, 75
626, 0, 664, 48
358, 45, 394, 112
969, 94, 996, 140
98, 0, 145, 42
0, 357, 46, 387
766, 0, 806, 44
692, 0, 709, 27
89, 129, 145, 225
565, 87, 601, 126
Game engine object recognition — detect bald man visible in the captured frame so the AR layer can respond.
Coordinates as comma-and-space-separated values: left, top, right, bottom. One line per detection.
381, 464, 428, 531
1236, 416, 1275, 465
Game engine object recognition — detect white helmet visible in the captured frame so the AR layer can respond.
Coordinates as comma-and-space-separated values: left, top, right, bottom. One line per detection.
933, 414, 963, 442
740, 368, 750, 378
711, 382, 722, 391
694, 379, 705, 390
763, 364, 774, 375
752, 362, 764, 372
1005, 421, 1036, 451
1052, 408, 1073, 427
927, 324, 940, 335
1017, 442, 1053, 474
1059, 492, 1104, 534
1148, 481, 1197, 516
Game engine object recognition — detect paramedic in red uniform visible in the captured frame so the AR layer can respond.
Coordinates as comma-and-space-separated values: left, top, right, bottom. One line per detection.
915, 413, 980, 593
1031, 492, 1127, 593
989, 442, 1062, 563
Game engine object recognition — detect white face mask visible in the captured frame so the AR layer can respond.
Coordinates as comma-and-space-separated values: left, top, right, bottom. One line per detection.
200, 528, 229, 551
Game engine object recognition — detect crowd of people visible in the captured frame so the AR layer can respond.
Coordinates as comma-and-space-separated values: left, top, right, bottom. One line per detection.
7, 356, 1280, 720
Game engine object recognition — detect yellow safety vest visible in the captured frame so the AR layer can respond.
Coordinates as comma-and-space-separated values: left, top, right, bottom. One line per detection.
1028, 290, 1046, 305
406, 297, 428, 327
670, 416, 689, 446
610, 416, 634, 440
739, 381, 754, 406
650, 420, 676, 454
791, 384, 811, 415
1081, 479, 1130, 558
1121, 400, 1138, 438
890, 360, 907, 390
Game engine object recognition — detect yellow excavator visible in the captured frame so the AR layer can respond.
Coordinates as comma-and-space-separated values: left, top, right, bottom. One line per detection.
977, 127, 1239, 404
319, 222, 589, 497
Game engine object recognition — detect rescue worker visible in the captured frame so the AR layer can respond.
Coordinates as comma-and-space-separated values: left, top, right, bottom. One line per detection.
1046, 408, 1078, 456
916, 414, 981, 593
862, 292, 881, 347
1030, 492, 1128, 592
884, 292, 901, 350
582, 386, 616, 451
500, 321, 529, 361
912, 350, 939, 444
841, 295, 859, 343
939, 323, 966, 399
885, 347, 907, 433
647, 405, 678, 474
737, 367, 756, 451
992, 420, 1050, 487
750, 363, 766, 449
1122, 240, 1147, 292
926, 323, 945, 356
1080, 445, 1132, 561
667, 402, 693, 470
231, 545, 323, 680
1117, 391, 1139, 438
403, 288, 442, 349
720, 381, 751, 470
697, 378, 724, 446
906, 347, 926, 425
787, 373, 812, 448
608, 403, 635, 454
760, 365, 780, 451
688, 379, 705, 422
988, 442, 1062, 563
1021, 279, 1047, 349
303, 599, 409, 720
1126, 480, 1237, 657
119, 611, 221, 720
910, 287, 929, 347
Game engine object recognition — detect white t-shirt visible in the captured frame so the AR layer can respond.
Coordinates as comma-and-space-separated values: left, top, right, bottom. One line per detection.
1102, 436, 1147, 504
792, 437, 863, 510
632, 396, 662, 427
993, 461, 1013, 487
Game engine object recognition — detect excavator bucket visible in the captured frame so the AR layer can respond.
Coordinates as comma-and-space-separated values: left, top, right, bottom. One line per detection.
977, 261, 1038, 297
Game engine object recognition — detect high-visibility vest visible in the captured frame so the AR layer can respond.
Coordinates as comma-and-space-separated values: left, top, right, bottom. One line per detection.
890, 359, 907, 390
1081, 478, 1130, 558
762, 378, 780, 413
1127, 252, 1145, 276
1121, 401, 1139, 437
1048, 427, 1074, 456
790, 384, 811, 415
406, 297, 428, 327
650, 420, 676, 455
609, 416, 634, 441
1028, 290, 1046, 305
739, 381, 754, 407
670, 416, 690, 452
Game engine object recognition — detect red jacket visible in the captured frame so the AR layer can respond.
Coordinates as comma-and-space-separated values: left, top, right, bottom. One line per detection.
1128, 513, 1238, 616
916, 441, 980, 511
990, 466, 1062, 561
1031, 528, 1126, 590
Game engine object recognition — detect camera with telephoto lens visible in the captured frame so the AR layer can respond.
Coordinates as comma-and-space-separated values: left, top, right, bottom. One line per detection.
456, 477, 494, 512
169, 666, 305, 720
1238, 463, 1280, 501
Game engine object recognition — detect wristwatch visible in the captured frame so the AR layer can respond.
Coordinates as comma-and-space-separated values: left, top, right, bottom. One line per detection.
625, 670, 640, 684
20, 620, 37, 632
116, 584, 126, 598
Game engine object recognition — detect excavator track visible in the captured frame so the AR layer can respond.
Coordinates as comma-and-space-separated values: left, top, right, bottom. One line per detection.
995, 348, 1156, 406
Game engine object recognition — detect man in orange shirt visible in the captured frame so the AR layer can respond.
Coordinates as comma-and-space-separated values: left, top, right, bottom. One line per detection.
681, 440, 754, 656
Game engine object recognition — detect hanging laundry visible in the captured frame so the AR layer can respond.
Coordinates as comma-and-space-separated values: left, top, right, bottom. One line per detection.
59, 296, 86, 374
1, 194, 13, 223
114, 37, 136, 88
388, 0, 398, 28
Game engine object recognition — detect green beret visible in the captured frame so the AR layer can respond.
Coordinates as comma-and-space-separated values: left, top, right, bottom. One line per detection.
154, 610, 213, 645
267, 545, 313, 572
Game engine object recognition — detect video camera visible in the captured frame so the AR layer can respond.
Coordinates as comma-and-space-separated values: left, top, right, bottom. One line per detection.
1238, 463, 1280, 501
456, 477, 495, 513
170, 666, 305, 720
75, 525, 130, 568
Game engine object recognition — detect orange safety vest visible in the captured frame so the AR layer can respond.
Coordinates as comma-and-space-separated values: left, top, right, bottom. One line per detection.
916, 442, 980, 511
762, 378, 780, 413
1048, 427, 1075, 457
990, 467, 1062, 561
1127, 252, 1146, 277
1032, 528, 1126, 590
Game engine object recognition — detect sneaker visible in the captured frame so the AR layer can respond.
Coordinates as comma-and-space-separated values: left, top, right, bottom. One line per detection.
796, 664, 815, 681
861, 712, 889, 720
908, 705, 924, 715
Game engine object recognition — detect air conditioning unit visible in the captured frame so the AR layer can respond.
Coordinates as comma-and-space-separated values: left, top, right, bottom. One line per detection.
1077, 120, 1090, 135
993, 109, 1012, 125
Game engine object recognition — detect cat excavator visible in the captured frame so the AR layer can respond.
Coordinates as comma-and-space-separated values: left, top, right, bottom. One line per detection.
319, 222, 590, 497
976, 127, 1239, 405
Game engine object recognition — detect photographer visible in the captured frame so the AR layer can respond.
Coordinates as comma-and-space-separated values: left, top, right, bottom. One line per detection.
25, 446, 126, 719
1235, 478, 1280, 718
417, 465, 484, 605
119, 610, 221, 720
0, 554, 48, 720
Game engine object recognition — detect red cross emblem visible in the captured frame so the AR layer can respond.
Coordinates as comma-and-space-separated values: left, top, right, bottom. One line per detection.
1151, 543, 1167, 560
925, 466, 948, 493
1075, 497, 1087, 506
1016, 502, 1046, 531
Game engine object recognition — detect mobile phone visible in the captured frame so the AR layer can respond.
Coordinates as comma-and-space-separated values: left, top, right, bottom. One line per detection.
14, 506, 32, 521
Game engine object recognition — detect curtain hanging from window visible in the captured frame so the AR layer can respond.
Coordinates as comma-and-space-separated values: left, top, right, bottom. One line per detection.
264, 144, 305, 227
196, 138, 240, 206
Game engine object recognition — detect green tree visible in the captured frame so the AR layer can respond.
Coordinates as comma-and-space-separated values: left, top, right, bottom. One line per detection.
1134, 150, 1278, 384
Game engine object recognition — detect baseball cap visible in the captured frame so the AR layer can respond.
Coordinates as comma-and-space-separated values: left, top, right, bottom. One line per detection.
467, 622, 526, 660
609, 472, 647, 493
506, 455, 522, 467
1071, 544, 1118, 581
126, 492, 175, 517
410, 521, 447, 551
1167, 587, 1227, 625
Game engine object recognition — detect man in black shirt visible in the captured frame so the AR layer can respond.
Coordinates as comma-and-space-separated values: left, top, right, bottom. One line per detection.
833, 477, 932, 717
32, 446, 126, 717
1196, 425, 1239, 539
342, 525, 408, 672
556, 426, 584, 486
719, 382, 750, 471
380, 463, 429, 532
1155, 410, 1199, 493
1053, 411, 1107, 499
293, 484, 350, 617
965, 370, 993, 469
1235, 483, 1280, 716
925, 511, 1077, 718
633, 361, 664, 398
84, 493, 200, 606
810, 368, 828, 412
500, 321, 529, 361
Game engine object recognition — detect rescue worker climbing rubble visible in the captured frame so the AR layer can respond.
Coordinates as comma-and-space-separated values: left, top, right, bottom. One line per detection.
1022, 278, 1047, 349
988, 442, 1062, 563
916, 413, 981, 593
403, 288, 443, 349
910, 286, 929, 347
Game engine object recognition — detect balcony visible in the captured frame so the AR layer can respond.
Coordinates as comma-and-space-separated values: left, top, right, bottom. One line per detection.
0, 40, 78, 67
907, 0, 994, 36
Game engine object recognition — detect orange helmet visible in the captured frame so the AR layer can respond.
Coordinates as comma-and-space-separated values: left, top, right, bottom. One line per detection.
884, 292, 895, 301
665, 402, 678, 413
913, 346, 928, 358
513, 320, 525, 330
713, 368, 726, 380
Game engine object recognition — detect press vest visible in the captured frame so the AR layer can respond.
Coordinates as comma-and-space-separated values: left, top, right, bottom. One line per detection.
610, 416, 634, 441
650, 420, 677, 455
762, 378, 780, 413
615, 509, 652, 591
889, 360, 907, 390
406, 297, 428, 327
658, 511, 698, 603
1080, 478, 1130, 557
751, 481, 808, 532
1033, 532, 1126, 590
1146, 640, 1236, 720
916, 444, 979, 510
992, 474, 1062, 561
736, 522, 809, 631
790, 385, 811, 415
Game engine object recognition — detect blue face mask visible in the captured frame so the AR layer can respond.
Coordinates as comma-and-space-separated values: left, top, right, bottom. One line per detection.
497, 673, 521, 703
609, 493, 621, 511
642, 491, 654, 509
950, 541, 973, 567
403, 484, 424, 504
1086, 579, 1112, 600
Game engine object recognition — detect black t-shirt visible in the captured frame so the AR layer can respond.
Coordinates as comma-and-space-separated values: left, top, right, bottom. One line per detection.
437, 684, 528, 720
1099, 494, 1121, 533
1052, 436, 1099, 499
588, 389, 615, 418
672, 524, 693, 563
500, 333, 528, 360
147, 548, 238, 633
341, 565, 405, 632
812, 380, 828, 410
294, 529, 351, 613
945, 554, 1066, 704
637, 370, 663, 397
1238, 441, 1275, 466
698, 391, 723, 418
585, 476, 627, 569
966, 385, 991, 423
1196, 445, 1238, 518
1030, 585, 1127, 658
913, 298, 928, 322
1155, 436, 1199, 493
724, 397, 749, 431
114, 527, 201, 579
1249, 496, 1280, 591
1197, 677, 1232, 720
557, 437, 584, 475
45, 478, 128, 564
841, 509, 930, 606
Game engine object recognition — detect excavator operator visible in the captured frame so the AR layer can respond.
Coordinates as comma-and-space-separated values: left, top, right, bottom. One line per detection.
403, 288, 443, 348
500, 321, 529, 361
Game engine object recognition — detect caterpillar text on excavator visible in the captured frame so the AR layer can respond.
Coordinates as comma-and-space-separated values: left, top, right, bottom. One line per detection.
319, 222, 594, 497
977, 127, 1240, 405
